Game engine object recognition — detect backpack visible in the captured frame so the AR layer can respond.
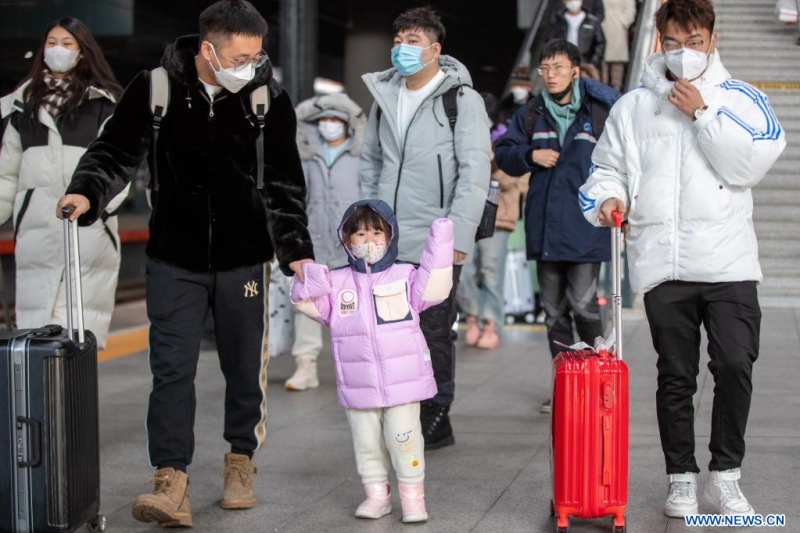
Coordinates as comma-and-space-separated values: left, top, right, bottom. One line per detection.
146, 67, 270, 204
521, 96, 610, 141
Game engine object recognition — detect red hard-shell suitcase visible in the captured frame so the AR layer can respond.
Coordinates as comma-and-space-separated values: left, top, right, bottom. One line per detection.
0, 208, 106, 532
551, 212, 629, 533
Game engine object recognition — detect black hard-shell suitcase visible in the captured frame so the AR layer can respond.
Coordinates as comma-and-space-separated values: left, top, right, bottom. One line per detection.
0, 209, 106, 532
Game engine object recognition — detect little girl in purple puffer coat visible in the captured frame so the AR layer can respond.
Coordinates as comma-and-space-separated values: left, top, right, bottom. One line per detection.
291, 198, 453, 524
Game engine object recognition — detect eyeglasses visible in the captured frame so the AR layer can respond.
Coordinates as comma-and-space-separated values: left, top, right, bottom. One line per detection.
661, 38, 706, 52
209, 42, 268, 72
537, 64, 569, 76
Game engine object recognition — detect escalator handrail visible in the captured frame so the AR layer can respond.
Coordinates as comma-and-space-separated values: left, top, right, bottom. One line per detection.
625, 0, 664, 92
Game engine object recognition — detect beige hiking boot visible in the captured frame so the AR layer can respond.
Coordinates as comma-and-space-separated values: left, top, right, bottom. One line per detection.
131, 467, 192, 527
220, 453, 257, 509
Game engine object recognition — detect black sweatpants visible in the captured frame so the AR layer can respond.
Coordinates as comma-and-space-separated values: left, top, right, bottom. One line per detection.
643, 281, 761, 474
419, 265, 463, 407
537, 260, 604, 357
145, 258, 270, 471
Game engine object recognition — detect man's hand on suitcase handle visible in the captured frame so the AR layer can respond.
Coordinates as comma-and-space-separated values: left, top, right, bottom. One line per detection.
599, 198, 627, 228
56, 195, 91, 221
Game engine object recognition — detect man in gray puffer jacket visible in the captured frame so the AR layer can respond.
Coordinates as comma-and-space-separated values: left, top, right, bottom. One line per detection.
285, 93, 366, 391
359, 6, 491, 450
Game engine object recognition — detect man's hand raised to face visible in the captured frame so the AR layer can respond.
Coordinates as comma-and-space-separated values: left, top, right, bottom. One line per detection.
668, 78, 706, 119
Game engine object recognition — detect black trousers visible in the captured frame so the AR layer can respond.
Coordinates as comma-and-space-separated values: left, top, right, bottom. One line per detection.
537, 260, 604, 357
419, 265, 462, 407
643, 281, 761, 474
145, 259, 270, 470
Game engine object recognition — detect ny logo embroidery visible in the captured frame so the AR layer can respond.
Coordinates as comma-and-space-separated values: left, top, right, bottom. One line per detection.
244, 280, 259, 298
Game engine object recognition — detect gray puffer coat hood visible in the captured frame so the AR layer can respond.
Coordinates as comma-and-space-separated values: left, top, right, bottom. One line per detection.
295, 93, 367, 161
294, 93, 366, 267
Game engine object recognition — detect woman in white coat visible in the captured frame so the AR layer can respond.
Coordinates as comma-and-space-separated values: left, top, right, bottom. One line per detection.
601, 0, 637, 91
0, 17, 127, 348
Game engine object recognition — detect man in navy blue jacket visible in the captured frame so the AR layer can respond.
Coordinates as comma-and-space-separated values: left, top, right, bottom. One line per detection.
495, 39, 619, 413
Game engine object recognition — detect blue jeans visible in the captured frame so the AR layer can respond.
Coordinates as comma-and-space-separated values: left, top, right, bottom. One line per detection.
456, 230, 510, 328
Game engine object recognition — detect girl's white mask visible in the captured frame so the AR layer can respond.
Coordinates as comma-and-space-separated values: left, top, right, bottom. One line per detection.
351, 242, 387, 264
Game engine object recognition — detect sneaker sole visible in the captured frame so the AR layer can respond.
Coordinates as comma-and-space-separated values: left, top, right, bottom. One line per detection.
285, 382, 319, 391
132, 504, 192, 526
664, 503, 698, 518
402, 513, 429, 523
702, 487, 755, 516
424, 434, 455, 451
355, 505, 392, 519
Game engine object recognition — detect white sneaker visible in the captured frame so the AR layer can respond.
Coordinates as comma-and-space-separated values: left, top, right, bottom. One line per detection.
664, 472, 698, 517
704, 468, 755, 515
285, 355, 319, 391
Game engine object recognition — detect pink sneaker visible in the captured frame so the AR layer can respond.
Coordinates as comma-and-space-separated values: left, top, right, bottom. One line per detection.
464, 316, 481, 346
476, 321, 500, 350
355, 483, 391, 519
398, 482, 428, 523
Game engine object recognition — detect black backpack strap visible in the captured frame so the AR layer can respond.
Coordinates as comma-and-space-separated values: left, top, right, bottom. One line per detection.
441, 85, 461, 134
522, 99, 538, 138
374, 102, 382, 149
590, 100, 610, 141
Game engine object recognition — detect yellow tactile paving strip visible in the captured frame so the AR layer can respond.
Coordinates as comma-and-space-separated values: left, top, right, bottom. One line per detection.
748, 81, 800, 91
98, 327, 148, 362
96, 323, 546, 362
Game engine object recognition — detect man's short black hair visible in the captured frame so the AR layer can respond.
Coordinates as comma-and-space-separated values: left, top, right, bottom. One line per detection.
199, 0, 268, 44
655, 0, 715, 35
393, 6, 446, 45
539, 39, 582, 67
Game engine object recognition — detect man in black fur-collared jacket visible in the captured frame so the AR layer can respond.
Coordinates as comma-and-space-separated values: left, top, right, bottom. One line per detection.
58, 0, 313, 526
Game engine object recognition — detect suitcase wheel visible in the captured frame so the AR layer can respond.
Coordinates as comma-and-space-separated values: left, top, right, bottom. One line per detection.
87, 514, 107, 532
556, 527, 568, 533
614, 526, 626, 533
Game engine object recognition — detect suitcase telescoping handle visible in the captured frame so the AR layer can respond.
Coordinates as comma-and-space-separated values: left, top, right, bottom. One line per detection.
611, 211, 623, 360
61, 206, 85, 344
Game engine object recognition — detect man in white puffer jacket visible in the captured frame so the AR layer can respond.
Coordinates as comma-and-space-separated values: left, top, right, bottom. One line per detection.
580, 0, 785, 521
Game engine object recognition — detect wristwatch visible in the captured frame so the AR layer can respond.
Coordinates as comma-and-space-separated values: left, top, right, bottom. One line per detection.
692, 105, 709, 122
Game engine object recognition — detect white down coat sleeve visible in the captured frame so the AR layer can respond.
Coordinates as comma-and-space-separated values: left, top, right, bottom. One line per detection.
694, 83, 785, 189
0, 121, 22, 225
580, 102, 631, 227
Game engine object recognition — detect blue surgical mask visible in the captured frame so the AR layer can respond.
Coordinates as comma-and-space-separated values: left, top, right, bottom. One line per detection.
391, 43, 435, 76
